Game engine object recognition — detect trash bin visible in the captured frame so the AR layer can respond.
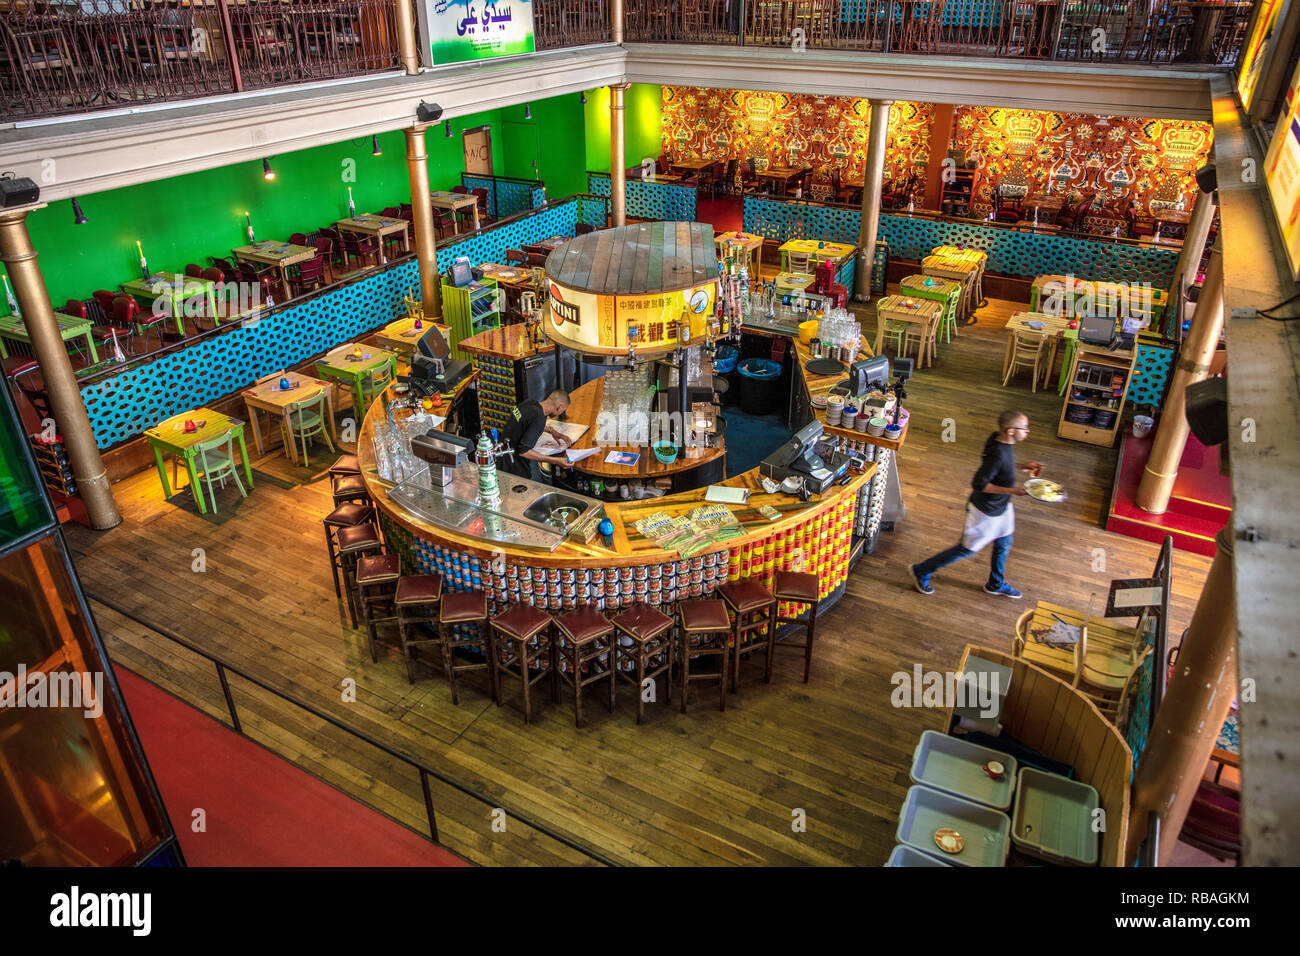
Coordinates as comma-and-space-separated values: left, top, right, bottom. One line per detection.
714, 345, 740, 406
736, 358, 782, 415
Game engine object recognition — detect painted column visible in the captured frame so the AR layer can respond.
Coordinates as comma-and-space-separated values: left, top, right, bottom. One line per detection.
612, 0, 624, 44
1136, 245, 1224, 513
404, 125, 442, 318
0, 208, 121, 530
854, 98, 893, 302
393, 0, 420, 75
924, 104, 955, 211
1166, 185, 1217, 326
1125, 526, 1237, 865
610, 83, 630, 228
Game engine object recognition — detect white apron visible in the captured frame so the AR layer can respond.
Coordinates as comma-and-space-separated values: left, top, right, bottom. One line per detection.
960, 501, 1015, 552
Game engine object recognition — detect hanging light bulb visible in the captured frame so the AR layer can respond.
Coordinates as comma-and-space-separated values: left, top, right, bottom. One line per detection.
371, 135, 382, 157
444, 120, 452, 138
262, 158, 275, 181
524, 103, 532, 120
71, 197, 88, 225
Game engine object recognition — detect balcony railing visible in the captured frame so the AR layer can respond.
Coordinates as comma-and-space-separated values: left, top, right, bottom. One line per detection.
534, 0, 611, 49
1, 0, 402, 121
625, 0, 1255, 66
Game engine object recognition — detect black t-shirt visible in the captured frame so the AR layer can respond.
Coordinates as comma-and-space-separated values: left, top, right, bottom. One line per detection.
503, 400, 546, 477
969, 432, 1017, 516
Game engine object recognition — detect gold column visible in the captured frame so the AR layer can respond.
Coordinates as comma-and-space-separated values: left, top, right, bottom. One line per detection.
393, 0, 420, 75
1125, 526, 1237, 865
1136, 245, 1224, 513
612, 0, 624, 44
610, 83, 630, 228
854, 98, 892, 302
404, 125, 441, 318
0, 208, 120, 530
1166, 186, 1216, 320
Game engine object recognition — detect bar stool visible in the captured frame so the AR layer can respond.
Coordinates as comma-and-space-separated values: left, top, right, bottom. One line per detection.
395, 573, 444, 682
323, 501, 374, 602
611, 602, 675, 724
354, 554, 400, 662
331, 472, 370, 506
553, 606, 616, 727
772, 571, 822, 683
491, 604, 556, 725
718, 579, 777, 692
676, 598, 731, 713
437, 590, 492, 705
329, 453, 361, 477
336, 523, 383, 628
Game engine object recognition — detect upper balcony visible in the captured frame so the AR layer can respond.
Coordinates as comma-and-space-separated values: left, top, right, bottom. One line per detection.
1, 0, 1250, 123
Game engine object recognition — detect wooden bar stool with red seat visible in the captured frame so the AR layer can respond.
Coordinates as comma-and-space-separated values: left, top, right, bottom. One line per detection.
437, 589, 493, 705
335, 523, 383, 628
331, 471, 370, 506
394, 573, 443, 683
611, 602, 675, 724
353, 553, 400, 662
491, 603, 556, 725
328, 452, 360, 477
771, 570, 822, 683
552, 606, 616, 727
323, 500, 374, 606
718, 579, 777, 691
676, 597, 731, 712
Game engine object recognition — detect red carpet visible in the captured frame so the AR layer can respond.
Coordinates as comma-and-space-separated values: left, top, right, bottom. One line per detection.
1106, 431, 1231, 556
115, 666, 469, 866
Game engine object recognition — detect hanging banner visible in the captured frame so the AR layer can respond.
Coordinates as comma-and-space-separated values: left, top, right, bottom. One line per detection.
420, 0, 535, 66
548, 281, 714, 355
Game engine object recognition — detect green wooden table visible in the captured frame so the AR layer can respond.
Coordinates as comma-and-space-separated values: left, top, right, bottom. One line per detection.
0, 311, 99, 363
900, 274, 962, 343
1029, 274, 1168, 332
121, 273, 218, 334
144, 407, 253, 516
316, 343, 398, 423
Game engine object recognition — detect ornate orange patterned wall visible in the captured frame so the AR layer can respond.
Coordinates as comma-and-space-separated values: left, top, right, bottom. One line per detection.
951, 107, 1214, 219
660, 87, 932, 197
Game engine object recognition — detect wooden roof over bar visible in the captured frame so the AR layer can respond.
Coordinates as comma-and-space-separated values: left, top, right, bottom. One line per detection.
545, 222, 718, 296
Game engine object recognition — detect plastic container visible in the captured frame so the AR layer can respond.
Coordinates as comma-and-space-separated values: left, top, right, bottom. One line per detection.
885, 844, 953, 867
909, 730, 1018, 811
1131, 414, 1153, 438
1011, 768, 1100, 866
737, 358, 782, 415
867, 417, 887, 437
652, 441, 678, 464
896, 785, 1011, 867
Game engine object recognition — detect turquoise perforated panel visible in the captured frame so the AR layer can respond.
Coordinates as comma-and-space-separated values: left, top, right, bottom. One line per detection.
588, 172, 698, 222
1129, 343, 1175, 407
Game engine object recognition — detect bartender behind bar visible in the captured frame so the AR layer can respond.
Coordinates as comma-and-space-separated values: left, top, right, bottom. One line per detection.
502, 389, 572, 482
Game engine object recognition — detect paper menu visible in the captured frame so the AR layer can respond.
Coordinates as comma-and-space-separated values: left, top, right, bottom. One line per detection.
563, 447, 601, 463
533, 419, 589, 455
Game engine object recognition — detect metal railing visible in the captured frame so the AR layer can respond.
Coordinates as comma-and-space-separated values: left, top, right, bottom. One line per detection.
534, 0, 612, 48
1, 0, 403, 121
89, 590, 619, 867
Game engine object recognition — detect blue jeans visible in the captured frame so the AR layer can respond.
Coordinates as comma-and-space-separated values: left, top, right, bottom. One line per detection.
915, 535, 1013, 589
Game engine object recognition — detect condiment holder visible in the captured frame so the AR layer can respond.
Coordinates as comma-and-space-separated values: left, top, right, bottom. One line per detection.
841, 403, 858, 431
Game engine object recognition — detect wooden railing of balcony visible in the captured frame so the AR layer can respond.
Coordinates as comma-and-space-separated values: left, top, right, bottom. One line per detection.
533, 0, 613, 49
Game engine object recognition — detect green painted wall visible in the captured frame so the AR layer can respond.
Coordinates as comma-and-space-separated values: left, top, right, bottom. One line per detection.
8, 94, 596, 314
584, 84, 663, 174
498, 94, 588, 198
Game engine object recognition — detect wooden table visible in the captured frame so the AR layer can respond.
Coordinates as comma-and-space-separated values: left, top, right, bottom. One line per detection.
774, 272, 815, 293
778, 238, 856, 272
921, 254, 982, 320
121, 273, 217, 334
876, 295, 942, 368
715, 231, 763, 256
757, 165, 801, 195
232, 240, 318, 297
1015, 599, 1144, 682
241, 371, 338, 466
671, 158, 714, 176
524, 236, 569, 255
430, 190, 480, 234
1019, 194, 1065, 225
1004, 311, 1076, 391
899, 274, 962, 340
315, 343, 399, 423
0, 310, 98, 364
1029, 274, 1169, 332
375, 318, 451, 354
336, 214, 409, 264
1153, 207, 1192, 238
144, 408, 253, 516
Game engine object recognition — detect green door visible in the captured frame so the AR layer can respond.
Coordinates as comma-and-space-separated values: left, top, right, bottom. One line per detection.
503, 121, 540, 182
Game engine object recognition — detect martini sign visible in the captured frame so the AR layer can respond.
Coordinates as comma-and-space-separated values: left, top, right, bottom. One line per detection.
423, 0, 535, 65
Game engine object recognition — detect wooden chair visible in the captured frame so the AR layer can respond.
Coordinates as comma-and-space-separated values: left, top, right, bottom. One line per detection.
1002, 329, 1051, 391
184, 263, 204, 278
340, 231, 379, 270
506, 248, 528, 267
356, 359, 394, 414
287, 256, 327, 298
188, 431, 248, 514
288, 232, 308, 246
281, 388, 335, 467
786, 250, 811, 274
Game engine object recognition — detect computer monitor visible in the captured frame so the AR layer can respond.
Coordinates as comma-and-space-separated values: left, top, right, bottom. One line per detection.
1078, 312, 1116, 346
416, 323, 451, 361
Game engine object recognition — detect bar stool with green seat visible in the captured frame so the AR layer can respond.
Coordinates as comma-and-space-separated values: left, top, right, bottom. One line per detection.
491, 603, 557, 725
280, 387, 335, 468
185, 432, 248, 514
718, 579, 777, 691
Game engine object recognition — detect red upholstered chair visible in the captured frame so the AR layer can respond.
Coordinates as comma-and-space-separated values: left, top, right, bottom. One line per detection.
993, 186, 1022, 224
340, 231, 379, 270
184, 263, 204, 278
90, 292, 133, 355
288, 256, 327, 298
1127, 206, 1155, 239
379, 209, 398, 220
63, 298, 87, 319
289, 232, 308, 246
471, 187, 491, 226
432, 209, 458, 240
209, 257, 242, 284
451, 185, 470, 194
312, 235, 336, 282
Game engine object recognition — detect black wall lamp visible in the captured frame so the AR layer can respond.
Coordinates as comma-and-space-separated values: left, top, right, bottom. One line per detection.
524, 103, 532, 120
262, 158, 276, 181
444, 120, 453, 138
71, 197, 88, 224
417, 101, 443, 123
372, 135, 382, 156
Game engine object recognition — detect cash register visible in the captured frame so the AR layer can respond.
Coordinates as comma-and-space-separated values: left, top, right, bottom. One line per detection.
759, 420, 849, 495
409, 323, 471, 393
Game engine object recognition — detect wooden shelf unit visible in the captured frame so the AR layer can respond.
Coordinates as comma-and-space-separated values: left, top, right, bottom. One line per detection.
942, 167, 977, 217
1058, 342, 1137, 447
442, 276, 500, 362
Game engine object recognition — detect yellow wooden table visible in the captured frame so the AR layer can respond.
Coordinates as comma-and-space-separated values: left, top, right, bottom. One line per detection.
336, 214, 409, 264
374, 318, 451, 354
315, 343, 399, 422
1014, 600, 1144, 684
778, 238, 855, 272
430, 191, 480, 234
876, 295, 942, 367
241, 372, 338, 466
774, 272, 815, 293
715, 231, 764, 273
121, 273, 217, 333
144, 408, 253, 515
0, 311, 99, 364
922, 254, 981, 320
232, 240, 318, 295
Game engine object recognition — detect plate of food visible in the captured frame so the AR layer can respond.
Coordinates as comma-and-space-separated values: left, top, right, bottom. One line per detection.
1025, 478, 1067, 503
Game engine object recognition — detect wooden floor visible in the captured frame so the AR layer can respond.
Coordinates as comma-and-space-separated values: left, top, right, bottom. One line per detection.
66, 292, 1213, 866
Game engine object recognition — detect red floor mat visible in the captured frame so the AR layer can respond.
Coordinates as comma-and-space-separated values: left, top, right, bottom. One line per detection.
115, 666, 469, 867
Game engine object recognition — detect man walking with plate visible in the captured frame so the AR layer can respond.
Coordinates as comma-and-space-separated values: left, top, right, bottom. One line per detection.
909, 410, 1043, 598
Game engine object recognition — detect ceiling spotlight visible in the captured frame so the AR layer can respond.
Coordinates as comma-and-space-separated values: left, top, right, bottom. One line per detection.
71, 197, 88, 225
580, 91, 587, 105
262, 158, 275, 181
524, 103, 532, 120
416, 101, 443, 123
444, 120, 452, 138
371, 135, 382, 157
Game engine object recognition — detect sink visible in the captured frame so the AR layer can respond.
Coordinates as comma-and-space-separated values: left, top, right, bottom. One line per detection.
522, 493, 591, 525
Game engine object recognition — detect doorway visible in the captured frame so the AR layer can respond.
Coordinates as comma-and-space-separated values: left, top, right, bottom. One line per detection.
503, 121, 540, 182
463, 127, 492, 176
